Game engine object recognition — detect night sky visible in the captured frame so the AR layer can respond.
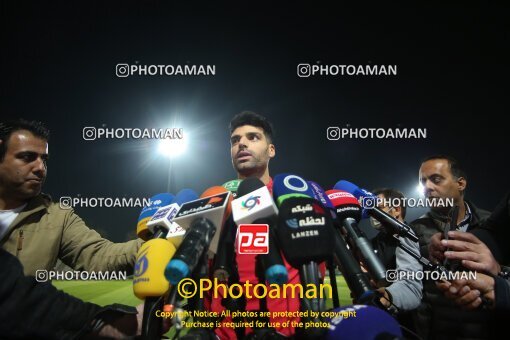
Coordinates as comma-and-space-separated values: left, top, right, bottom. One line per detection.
2, 4, 508, 241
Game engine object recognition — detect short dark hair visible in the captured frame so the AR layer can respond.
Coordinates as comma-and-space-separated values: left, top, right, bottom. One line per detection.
0, 119, 50, 161
421, 154, 467, 180
229, 111, 274, 143
372, 188, 407, 219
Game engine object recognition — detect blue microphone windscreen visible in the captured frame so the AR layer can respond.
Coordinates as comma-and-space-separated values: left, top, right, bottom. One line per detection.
165, 259, 189, 285
326, 305, 402, 339
308, 181, 334, 209
173, 189, 199, 205
139, 193, 175, 220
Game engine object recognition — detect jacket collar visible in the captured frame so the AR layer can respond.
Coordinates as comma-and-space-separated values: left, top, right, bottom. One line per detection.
423, 200, 483, 231
0, 193, 52, 243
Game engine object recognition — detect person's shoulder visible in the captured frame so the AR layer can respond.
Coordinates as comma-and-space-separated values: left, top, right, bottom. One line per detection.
409, 212, 440, 238
41, 194, 78, 217
466, 200, 491, 222
409, 211, 434, 226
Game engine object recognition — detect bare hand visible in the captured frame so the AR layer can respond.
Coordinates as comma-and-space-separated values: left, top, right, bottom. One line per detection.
376, 288, 391, 308
436, 273, 495, 310
429, 232, 446, 263
97, 303, 170, 338
442, 231, 501, 275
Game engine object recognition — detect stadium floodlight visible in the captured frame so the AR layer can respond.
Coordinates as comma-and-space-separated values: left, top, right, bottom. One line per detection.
158, 133, 188, 158
416, 183, 425, 197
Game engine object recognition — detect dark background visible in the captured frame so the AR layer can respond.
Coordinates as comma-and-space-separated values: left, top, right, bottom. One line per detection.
2, 3, 508, 241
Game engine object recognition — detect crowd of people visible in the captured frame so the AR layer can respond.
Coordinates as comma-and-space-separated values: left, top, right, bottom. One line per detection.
0, 115, 508, 339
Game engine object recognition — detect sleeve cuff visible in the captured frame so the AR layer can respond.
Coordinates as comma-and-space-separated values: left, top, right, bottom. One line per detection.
494, 276, 510, 310
75, 304, 138, 339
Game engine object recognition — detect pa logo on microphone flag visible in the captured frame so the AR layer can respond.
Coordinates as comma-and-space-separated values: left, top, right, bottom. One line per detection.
237, 224, 269, 254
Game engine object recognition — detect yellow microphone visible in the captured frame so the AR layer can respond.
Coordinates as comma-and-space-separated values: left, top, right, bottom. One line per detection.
133, 238, 176, 299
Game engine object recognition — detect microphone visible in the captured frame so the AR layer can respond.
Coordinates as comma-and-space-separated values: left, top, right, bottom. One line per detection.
211, 179, 243, 282
308, 181, 335, 210
147, 189, 199, 242
326, 305, 403, 340
165, 187, 233, 284
273, 173, 334, 339
223, 179, 242, 198
272, 173, 315, 206
166, 189, 199, 248
273, 175, 333, 268
133, 237, 178, 339
136, 193, 174, 241
165, 218, 216, 285
276, 197, 333, 338
331, 229, 375, 301
134, 191, 199, 340
232, 177, 287, 285
172, 186, 233, 255
232, 177, 278, 225
133, 239, 176, 299
326, 189, 387, 286
334, 180, 418, 243
212, 214, 237, 282
307, 182, 375, 300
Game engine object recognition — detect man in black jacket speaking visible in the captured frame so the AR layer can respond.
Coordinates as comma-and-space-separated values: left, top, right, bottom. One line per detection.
410, 155, 494, 340
433, 191, 510, 311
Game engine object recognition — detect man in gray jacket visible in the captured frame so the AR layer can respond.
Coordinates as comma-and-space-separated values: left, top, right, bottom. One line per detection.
370, 188, 422, 336
370, 188, 422, 311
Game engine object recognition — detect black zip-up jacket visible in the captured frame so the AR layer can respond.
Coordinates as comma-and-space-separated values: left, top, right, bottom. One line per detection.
480, 191, 510, 262
410, 201, 495, 340
0, 248, 136, 339
494, 267, 510, 310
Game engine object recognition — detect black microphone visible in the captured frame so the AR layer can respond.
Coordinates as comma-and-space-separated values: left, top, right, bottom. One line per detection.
276, 195, 334, 339
331, 226, 374, 300
327, 189, 387, 286
165, 217, 216, 285
165, 186, 232, 285
308, 181, 374, 302
213, 180, 243, 282
334, 180, 418, 243
212, 214, 237, 282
